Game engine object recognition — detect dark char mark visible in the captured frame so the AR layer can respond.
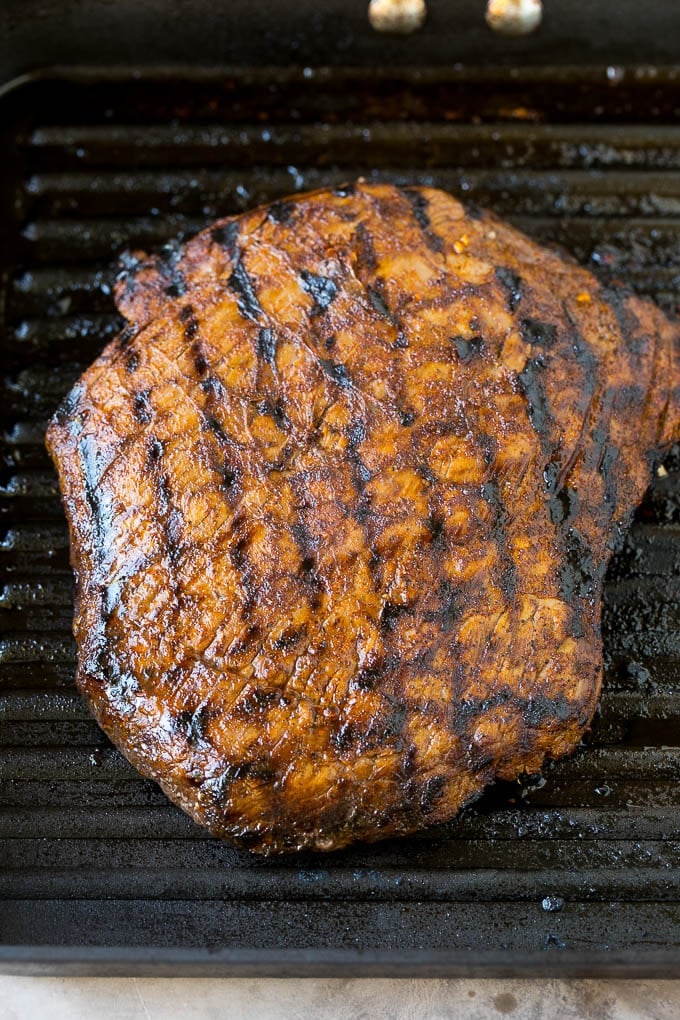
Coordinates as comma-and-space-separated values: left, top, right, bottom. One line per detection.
450, 688, 514, 737
331, 722, 356, 752
145, 438, 184, 606
221, 463, 241, 497
559, 526, 603, 605
176, 705, 212, 747
380, 602, 413, 632
291, 520, 323, 603
333, 183, 355, 197
257, 398, 290, 431
353, 494, 372, 524
496, 266, 523, 312
300, 270, 338, 314
346, 415, 372, 491
301, 555, 319, 578
366, 284, 397, 325
400, 410, 416, 427
424, 579, 461, 633
229, 259, 264, 322
417, 463, 437, 486
78, 434, 106, 550
206, 761, 276, 801
421, 775, 446, 814
293, 522, 324, 599
203, 415, 242, 499
602, 284, 647, 357
437, 580, 461, 633
452, 335, 483, 362
320, 358, 353, 390
257, 327, 277, 364
192, 342, 209, 378
267, 201, 294, 225
157, 471, 183, 563
125, 351, 140, 374
556, 303, 611, 593
226, 623, 262, 658
525, 693, 572, 727
521, 318, 558, 348
347, 418, 367, 446
117, 324, 135, 350
230, 519, 257, 614
478, 432, 497, 469
549, 485, 579, 525
201, 374, 226, 401
211, 221, 240, 256
350, 654, 400, 693
562, 301, 598, 413
100, 662, 138, 703
355, 221, 378, 271
291, 520, 317, 563
481, 480, 517, 596
543, 460, 559, 492
399, 744, 418, 779
133, 390, 152, 425
271, 627, 304, 651
400, 187, 444, 253
361, 693, 408, 751
614, 384, 646, 420
239, 689, 281, 714
518, 356, 551, 447
599, 441, 619, 509
165, 276, 186, 299
183, 315, 199, 341
148, 437, 164, 462
381, 693, 408, 738
427, 512, 447, 550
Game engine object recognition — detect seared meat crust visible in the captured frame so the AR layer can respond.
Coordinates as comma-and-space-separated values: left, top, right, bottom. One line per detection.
46, 183, 679, 853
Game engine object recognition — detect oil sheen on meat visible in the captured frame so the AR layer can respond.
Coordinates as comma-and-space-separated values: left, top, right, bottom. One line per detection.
46, 183, 680, 854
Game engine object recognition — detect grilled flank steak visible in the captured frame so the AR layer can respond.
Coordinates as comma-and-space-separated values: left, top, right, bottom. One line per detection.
46, 183, 680, 853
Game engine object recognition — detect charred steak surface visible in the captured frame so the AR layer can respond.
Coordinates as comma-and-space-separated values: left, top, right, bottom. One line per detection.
46, 183, 680, 853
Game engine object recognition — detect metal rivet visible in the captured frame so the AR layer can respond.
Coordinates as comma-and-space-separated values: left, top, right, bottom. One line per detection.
368, 0, 427, 35
485, 0, 543, 36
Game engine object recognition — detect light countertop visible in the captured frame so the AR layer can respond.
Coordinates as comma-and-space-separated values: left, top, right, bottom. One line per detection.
2, 977, 680, 1019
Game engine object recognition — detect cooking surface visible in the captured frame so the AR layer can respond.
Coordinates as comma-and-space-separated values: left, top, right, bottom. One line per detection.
1, 68, 679, 972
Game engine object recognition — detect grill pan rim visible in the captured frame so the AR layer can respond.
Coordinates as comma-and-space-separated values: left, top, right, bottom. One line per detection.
2, 946, 680, 978
4, 62, 680, 94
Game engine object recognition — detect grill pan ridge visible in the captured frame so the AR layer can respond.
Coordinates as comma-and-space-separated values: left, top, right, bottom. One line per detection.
0, 67, 680, 976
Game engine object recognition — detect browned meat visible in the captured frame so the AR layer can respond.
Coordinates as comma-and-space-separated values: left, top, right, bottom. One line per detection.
46, 183, 679, 854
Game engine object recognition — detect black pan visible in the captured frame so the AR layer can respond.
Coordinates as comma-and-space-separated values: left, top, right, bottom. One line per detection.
0, 1, 679, 977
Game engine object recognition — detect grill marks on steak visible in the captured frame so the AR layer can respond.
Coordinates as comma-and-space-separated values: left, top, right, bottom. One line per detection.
47, 183, 679, 853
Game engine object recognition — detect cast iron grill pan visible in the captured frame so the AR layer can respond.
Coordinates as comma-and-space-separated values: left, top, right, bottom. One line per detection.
1, 68, 679, 975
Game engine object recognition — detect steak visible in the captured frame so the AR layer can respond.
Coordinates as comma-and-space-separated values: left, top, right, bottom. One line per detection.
46, 182, 680, 854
